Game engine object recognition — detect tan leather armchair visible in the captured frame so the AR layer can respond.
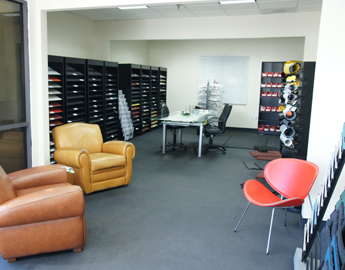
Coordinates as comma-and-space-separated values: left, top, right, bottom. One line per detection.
0, 164, 85, 262
52, 122, 135, 194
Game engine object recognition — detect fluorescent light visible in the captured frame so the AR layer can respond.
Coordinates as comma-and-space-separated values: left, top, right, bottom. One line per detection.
2, 12, 20, 17
118, 5, 149, 10
219, 0, 256, 4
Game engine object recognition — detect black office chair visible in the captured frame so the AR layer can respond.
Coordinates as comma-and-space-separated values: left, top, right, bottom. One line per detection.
160, 103, 187, 151
201, 103, 232, 154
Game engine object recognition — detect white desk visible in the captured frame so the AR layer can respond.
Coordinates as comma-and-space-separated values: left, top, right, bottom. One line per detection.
154, 111, 215, 157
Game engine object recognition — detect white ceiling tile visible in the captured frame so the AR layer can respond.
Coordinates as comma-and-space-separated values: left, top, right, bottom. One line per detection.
184, 3, 223, 12
258, 0, 297, 9
60, 0, 322, 22
219, 2, 258, 11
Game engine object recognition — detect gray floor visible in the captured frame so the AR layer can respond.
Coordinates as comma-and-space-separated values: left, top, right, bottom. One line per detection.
0, 128, 304, 269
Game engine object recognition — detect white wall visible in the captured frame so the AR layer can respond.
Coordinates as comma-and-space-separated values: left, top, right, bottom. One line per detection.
110, 40, 150, 64
47, 12, 96, 59
303, 0, 345, 220
147, 38, 304, 128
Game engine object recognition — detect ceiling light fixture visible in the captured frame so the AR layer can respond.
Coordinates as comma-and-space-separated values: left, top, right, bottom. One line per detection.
219, 0, 256, 4
118, 5, 149, 10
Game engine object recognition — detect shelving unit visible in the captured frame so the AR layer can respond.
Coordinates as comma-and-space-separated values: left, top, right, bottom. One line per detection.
64, 57, 87, 124
159, 67, 167, 107
48, 55, 64, 164
87, 59, 105, 134
104, 61, 119, 141
288, 62, 315, 160
150, 66, 159, 129
258, 62, 284, 135
141, 65, 151, 133
119, 64, 168, 138
48, 55, 122, 163
119, 64, 142, 137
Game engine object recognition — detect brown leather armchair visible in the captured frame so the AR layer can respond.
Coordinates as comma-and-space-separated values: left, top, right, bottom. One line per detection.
52, 122, 135, 194
0, 164, 85, 262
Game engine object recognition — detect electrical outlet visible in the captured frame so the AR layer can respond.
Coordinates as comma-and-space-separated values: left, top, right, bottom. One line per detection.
250, 114, 254, 119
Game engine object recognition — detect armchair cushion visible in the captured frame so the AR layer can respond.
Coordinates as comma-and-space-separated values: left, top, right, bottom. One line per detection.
89, 153, 126, 172
0, 185, 84, 228
0, 166, 16, 204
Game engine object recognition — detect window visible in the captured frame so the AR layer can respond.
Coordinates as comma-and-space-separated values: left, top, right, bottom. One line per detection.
0, 0, 31, 173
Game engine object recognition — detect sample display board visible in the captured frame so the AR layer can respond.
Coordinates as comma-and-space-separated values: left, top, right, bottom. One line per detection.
198, 55, 249, 105
302, 123, 345, 269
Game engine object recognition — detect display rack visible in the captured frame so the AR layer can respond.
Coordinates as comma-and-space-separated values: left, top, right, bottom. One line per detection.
279, 61, 315, 161
48, 55, 64, 164
258, 62, 284, 135
87, 59, 105, 134
150, 66, 159, 129
64, 57, 87, 124
119, 64, 168, 138
301, 123, 345, 268
104, 61, 119, 141
141, 65, 151, 133
48, 55, 121, 162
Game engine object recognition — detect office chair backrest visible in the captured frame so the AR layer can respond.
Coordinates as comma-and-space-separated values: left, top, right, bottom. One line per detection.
161, 103, 169, 117
264, 158, 319, 199
217, 104, 232, 132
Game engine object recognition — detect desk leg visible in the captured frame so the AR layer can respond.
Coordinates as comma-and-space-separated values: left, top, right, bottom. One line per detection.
162, 122, 166, 154
198, 124, 203, 157
178, 128, 182, 144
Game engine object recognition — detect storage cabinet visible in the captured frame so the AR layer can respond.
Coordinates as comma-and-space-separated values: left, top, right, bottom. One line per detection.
87, 60, 105, 133
159, 67, 167, 107
48, 55, 64, 164
141, 65, 151, 133
119, 64, 168, 138
64, 57, 87, 124
258, 62, 284, 134
150, 66, 159, 129
104, 61, 119, 141
48, 56, 121, 163
119, 64, 142, 137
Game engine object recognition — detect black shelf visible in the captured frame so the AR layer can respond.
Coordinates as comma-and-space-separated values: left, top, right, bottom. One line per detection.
64, 57, 87, 124
48, 55, 64, 164
87, 59, 105, 135
104, 61, 119, 141
258, 62, 284, 135
48, 55, 121, 162
119, 64, 168, 138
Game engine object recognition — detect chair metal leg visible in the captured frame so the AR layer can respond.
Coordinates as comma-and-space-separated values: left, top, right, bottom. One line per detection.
266, 207, 276, 255
284, 208, 287, 226
234, 201, 251, 232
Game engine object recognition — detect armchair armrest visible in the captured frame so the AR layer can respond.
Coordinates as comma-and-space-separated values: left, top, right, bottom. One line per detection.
0, 185, 84, 228
53, 147, 89, 168
8, 164, 68, 191
102, 141, 135, 159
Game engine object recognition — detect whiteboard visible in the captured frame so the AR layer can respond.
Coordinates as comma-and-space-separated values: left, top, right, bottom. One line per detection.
198, 55, 249, 105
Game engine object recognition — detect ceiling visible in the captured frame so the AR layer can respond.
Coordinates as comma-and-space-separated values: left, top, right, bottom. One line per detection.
66, 0, 323, 22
